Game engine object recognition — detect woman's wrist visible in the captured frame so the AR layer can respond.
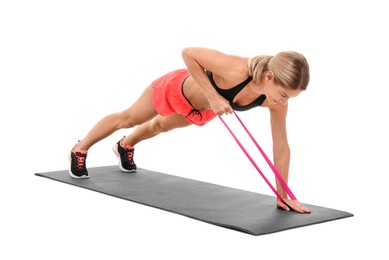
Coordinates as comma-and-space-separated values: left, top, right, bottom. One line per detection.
276, 189, 288, 200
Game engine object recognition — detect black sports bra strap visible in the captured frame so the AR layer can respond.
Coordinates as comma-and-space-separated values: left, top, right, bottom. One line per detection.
206, 71, 252, 97
206, 70, 266, 111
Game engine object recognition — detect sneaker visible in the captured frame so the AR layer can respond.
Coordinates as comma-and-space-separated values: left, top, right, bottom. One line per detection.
112, 137, 137, 173
69, 142, 89, 179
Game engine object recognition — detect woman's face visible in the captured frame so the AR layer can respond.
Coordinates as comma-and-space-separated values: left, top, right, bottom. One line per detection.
263, 71, 302, 105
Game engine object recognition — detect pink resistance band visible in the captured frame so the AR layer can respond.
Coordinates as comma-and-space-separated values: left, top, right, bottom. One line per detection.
218, 111, 297, 204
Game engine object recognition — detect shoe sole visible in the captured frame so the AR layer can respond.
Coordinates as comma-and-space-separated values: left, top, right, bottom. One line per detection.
112, 144, 137, 173
68, 152, 89, 179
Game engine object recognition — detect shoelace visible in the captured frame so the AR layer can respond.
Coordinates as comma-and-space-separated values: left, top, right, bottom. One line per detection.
126, 149, 134, 163
75, 152, 86, 169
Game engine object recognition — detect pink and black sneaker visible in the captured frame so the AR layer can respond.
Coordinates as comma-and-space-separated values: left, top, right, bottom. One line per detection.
69, 142, 89, 179
112, 137, 137, 173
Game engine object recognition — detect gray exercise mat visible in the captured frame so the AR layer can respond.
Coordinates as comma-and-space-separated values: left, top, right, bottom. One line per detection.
35, 165, 353, 236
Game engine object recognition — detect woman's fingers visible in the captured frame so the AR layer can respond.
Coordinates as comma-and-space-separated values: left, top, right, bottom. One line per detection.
209, 96, 233, 116
277, 199, 311, 214
290, 201, 311, 214
277, 200, 290, 212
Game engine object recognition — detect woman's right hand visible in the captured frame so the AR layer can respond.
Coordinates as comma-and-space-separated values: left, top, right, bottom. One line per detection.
208, 94, 234, 116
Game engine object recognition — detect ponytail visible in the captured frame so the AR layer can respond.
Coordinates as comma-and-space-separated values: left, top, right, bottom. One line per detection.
248, 52, 310, 90
247, 55, 272, 84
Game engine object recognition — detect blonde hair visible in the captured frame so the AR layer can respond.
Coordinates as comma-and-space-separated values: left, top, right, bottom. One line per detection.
247, 51, 310, 90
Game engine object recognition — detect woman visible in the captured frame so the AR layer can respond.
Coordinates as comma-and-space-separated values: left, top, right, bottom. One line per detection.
69, 47, 311, 213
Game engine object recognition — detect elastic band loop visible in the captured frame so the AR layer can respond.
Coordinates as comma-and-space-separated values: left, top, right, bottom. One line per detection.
218, 112, 297, 203
233, 111, 296, 200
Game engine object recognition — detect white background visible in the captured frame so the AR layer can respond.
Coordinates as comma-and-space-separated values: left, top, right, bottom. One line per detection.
1, 0, 388, 259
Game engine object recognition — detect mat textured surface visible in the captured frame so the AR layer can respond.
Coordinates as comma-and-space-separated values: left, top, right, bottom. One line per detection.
35, 165, 353, 236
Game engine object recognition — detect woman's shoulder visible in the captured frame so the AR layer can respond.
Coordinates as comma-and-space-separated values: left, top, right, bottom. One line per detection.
213, 57, 250, 84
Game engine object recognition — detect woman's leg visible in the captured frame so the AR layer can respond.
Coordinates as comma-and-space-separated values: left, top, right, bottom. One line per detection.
75, 85, 158, 151
122, 113, 192, 147
70, 85, 158, 178
112, 113, 192, 173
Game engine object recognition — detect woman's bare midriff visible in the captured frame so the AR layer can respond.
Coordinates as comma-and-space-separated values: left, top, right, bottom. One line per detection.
182, 77, 212, 110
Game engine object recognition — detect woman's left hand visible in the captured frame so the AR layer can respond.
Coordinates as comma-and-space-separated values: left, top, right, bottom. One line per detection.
277, 198, 311, 214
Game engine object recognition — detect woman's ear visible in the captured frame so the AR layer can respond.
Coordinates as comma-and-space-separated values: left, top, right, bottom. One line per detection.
265, 71, 274, 81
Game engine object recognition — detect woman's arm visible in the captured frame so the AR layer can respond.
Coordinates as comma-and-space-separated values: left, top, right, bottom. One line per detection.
269, 104, 311, 213
181, 47, 245, 115
269, 104, 290, 197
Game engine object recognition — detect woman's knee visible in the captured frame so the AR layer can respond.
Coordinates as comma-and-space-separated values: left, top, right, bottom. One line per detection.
151, 115, 191, 133
116, 107, 157, 129
151, 118, 170, 133
116, 111, 139, 129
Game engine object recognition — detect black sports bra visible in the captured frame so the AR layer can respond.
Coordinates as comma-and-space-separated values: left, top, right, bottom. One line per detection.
206, 71, 266, 111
